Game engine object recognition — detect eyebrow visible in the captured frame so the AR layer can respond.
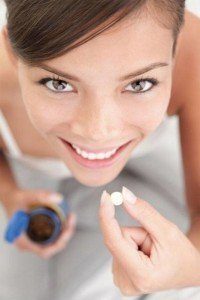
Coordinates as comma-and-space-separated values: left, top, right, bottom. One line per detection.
36, 62, 169, 82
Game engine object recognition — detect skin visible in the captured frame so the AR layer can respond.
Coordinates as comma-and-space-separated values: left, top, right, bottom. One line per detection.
1, 7, 175, 187
99, 190, 200, 296
1, 6, 200, 288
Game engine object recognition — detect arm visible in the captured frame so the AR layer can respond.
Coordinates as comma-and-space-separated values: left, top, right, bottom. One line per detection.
180, 95, 200, 250
0, 148, 77, 259
170, 11, 200, 251
0, 149, 19, 209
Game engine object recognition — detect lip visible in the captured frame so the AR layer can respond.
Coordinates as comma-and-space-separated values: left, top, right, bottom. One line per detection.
60, 138, 134, 169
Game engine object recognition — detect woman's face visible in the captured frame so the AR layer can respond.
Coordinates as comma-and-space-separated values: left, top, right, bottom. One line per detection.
16, 12, 174, 187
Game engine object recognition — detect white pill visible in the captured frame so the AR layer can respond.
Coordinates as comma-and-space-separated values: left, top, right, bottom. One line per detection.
110, 192, 123, 206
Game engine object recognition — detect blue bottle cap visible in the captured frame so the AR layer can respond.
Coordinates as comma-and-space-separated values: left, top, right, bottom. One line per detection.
4, 210, 30, 243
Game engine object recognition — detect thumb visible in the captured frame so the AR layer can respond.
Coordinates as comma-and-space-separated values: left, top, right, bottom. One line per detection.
122, 186, 172, 244
20, 189, 64, 208
121, 226, 152, 257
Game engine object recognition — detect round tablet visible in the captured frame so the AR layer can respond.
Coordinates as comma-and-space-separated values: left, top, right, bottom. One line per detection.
110, 192, 123, 206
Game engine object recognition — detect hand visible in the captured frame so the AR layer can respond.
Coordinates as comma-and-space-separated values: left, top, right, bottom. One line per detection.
98, 187, 200, 297
2, 188, 77, 259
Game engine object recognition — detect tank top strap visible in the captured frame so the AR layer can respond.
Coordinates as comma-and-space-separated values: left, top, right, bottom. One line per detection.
0, 109, 22, 157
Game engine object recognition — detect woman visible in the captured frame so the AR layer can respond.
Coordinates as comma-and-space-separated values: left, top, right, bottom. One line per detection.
1, 0, 200, 299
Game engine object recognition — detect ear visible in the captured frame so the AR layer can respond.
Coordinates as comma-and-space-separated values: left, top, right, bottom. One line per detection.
2, 25, 19, 69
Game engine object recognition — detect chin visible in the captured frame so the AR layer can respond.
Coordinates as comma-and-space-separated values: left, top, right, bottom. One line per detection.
74, 176, 115, 187
72, 165, 124, 187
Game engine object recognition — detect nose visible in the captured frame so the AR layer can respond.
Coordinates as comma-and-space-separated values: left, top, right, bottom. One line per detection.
70, 100, 123, 142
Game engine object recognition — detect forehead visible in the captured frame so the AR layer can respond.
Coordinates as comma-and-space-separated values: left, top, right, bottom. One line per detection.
38, 11, 173, 76
51, 14, 173, 64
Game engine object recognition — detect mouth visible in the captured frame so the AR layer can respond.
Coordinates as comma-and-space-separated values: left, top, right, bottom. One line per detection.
59, 138, 135, 169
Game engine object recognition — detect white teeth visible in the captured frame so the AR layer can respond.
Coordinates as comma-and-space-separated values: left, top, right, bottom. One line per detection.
71, 144, 118, 160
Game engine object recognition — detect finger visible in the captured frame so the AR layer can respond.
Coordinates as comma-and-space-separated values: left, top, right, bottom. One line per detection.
37, 190, 64, 204
24, 189, 64, 206
14, 236, 28, 251
141, 233, 152, 257
14, 234, 49, 256
122, 186, 172, 244
53, 212, 76, 246
121, 226, 138, 249
121, 226, 152, 256
99, 191, 143, 273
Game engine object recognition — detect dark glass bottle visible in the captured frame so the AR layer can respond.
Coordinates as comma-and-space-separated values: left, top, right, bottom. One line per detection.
27, 198, 70, 245
5, 196, 71, 245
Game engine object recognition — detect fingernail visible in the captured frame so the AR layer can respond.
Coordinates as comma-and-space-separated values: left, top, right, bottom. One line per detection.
122, 186, 137, 204
100, 190, 110, 206
100, 190, 115, 218
49, 193, 63, 203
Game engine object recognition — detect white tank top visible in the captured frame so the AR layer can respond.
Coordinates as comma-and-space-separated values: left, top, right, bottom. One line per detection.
0, 109, 170, 179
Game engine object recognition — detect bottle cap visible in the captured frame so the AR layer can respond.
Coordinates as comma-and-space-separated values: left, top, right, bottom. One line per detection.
4, 210, 30, 243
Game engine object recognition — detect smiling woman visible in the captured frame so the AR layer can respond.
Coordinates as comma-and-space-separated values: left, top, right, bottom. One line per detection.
0, 0, 185, 187
3, 0, 200, 300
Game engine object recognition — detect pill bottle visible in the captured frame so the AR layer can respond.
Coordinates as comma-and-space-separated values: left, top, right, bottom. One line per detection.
4, 196, 71, 245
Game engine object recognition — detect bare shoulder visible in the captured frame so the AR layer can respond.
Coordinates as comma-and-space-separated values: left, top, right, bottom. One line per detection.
173, 10, 200, 219
169, 9, 200, 116
0, 28, 9, 109
0, 27, 19, 109
0, 28, 15, 150
0, 30, 6, 149
0, 30, 5, 108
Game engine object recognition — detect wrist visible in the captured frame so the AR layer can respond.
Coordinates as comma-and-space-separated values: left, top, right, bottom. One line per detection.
0, 187, 20, 209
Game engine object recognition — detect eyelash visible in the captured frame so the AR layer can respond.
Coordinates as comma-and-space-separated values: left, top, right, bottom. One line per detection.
37, 75, 159, 94
126, 77, 159, 94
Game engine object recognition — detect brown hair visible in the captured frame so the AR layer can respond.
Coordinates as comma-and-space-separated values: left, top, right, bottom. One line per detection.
4, 0, 185, 66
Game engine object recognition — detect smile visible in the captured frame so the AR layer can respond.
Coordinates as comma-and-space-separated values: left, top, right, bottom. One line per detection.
60, 138, 135, 169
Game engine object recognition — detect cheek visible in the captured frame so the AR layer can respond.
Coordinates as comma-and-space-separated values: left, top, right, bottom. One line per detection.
20, 86, 72, 134
124, 86, 171, 135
